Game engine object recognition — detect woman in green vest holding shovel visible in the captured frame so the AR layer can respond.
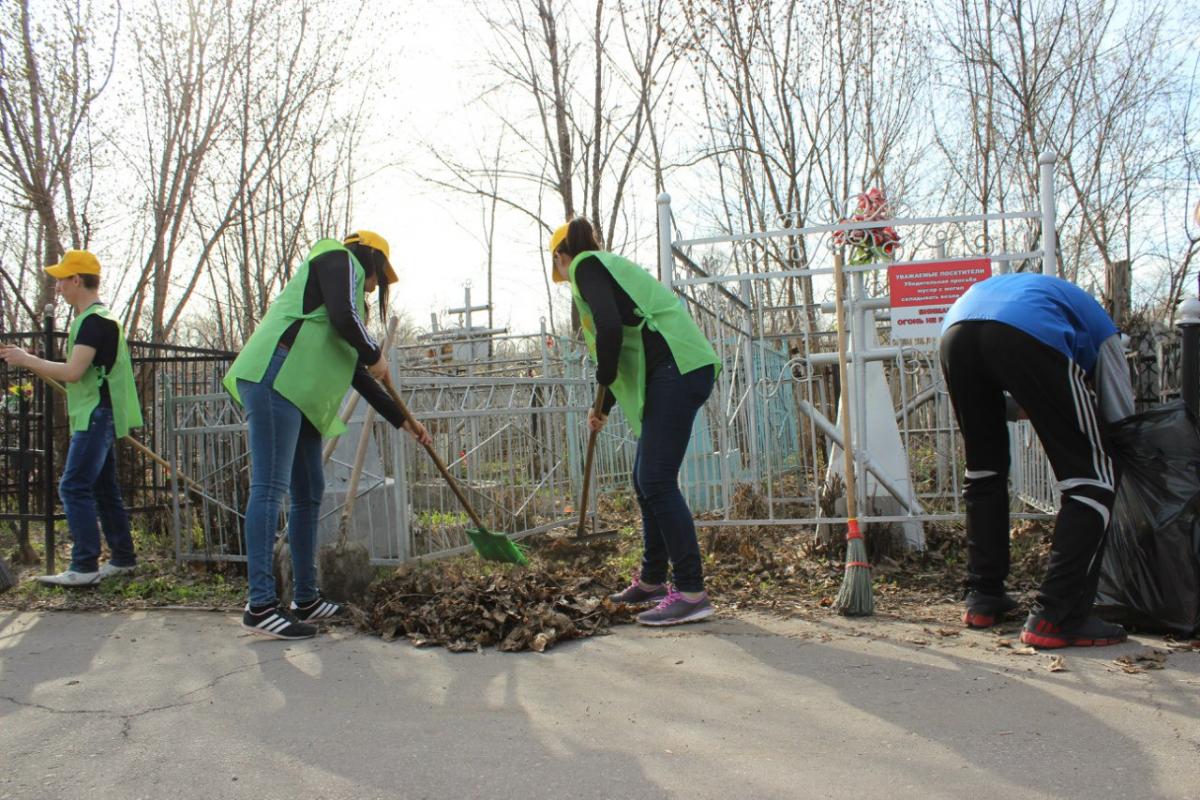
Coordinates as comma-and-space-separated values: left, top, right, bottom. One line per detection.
550, 218, 721, 626
224, 230, 430, 640
0, 250, 144, 587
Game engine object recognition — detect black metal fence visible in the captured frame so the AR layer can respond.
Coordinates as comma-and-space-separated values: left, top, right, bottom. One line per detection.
1, 313, 234, 572
1128, 328, 1182, 412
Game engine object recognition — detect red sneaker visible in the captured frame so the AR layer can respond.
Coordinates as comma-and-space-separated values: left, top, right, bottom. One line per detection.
1020, 613, 1127, 649
962, 591, 1019, 629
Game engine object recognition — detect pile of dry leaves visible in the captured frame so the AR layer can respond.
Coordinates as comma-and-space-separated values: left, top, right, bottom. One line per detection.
351, 499, 1059, 653
350, 552, 634, 653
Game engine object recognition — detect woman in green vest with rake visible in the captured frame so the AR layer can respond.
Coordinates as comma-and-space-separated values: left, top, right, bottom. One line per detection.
1, 250, 144, 587
550, 218, 721, 626
224, 231, 430, 640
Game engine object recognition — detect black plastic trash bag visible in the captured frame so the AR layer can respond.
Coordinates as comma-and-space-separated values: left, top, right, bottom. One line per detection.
1095, 401, 1200, 636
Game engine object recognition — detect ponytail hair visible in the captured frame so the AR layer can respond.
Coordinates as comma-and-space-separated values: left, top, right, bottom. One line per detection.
555, 217, 603, 258
346, 241, 390, 322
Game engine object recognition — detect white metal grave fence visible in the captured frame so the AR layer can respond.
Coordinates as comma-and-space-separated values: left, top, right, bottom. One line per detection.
166, 338, 653, 565
164, 340, 1059, 566
167, 157, 1077, 564
660, 154, 1067, 539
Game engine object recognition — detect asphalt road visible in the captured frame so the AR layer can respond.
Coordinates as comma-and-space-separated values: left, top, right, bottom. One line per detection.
1, 609, 1197, 799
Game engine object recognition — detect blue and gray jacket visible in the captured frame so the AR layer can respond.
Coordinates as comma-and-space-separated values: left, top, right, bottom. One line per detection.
942, 272, 1133, 422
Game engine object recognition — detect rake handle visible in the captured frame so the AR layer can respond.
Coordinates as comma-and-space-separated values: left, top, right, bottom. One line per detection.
832, 250, 858, 521
39, 374, 206, 496
379, 377, 487, 531
575, 385, 606, 536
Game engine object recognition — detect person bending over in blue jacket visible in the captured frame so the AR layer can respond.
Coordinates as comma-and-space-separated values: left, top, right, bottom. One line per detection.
940, 272, 1133, 649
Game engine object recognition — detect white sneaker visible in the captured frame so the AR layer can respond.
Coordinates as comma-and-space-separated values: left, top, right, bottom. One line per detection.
98, 562, 137, 579
37, 569, 101, 587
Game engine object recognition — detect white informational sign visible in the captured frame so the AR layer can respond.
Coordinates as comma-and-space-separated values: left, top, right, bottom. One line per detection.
887, 259, 991, 339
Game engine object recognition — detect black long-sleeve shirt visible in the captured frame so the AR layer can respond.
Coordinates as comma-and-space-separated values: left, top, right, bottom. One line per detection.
277, 250, 406, 428
574, 255, 670, 414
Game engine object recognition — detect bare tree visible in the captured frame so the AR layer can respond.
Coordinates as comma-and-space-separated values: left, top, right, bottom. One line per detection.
121, 0, 239, 340
427, 0, 681, 331
936, 0, 1182, 295
118, 0, 370, 345
1155, 54, 1200, 325
679, 0, 930, 331
197, 0, 370, 346
0, 0, 117, 323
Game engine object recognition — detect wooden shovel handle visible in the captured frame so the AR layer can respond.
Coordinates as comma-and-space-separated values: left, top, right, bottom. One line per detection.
832, 251, 858, 520
39, 375, 206, 496
336, 399, 377, 546
575, 385, 607, 536
379, 377, 488, 531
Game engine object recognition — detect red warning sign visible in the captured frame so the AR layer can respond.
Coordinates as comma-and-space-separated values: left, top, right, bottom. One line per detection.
888, 259, 991, 339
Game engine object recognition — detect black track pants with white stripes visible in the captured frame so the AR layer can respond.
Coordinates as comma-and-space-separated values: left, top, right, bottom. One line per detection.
940, 321, 1115, 624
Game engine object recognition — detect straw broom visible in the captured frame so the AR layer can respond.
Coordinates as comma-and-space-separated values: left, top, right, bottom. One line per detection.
831, 250, 874, 616
316, 390, 379, 605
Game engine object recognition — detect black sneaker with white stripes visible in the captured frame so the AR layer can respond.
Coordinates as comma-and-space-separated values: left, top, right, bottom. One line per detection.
290, 593, 344, 623
241, 604, 317, 640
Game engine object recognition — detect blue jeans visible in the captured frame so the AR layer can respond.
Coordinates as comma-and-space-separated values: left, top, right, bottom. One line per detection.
238, 347, 325, 608
60, 405, 136, 573
634, 361, 715, 593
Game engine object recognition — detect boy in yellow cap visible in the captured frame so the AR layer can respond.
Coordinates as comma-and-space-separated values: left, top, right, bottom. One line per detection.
0, 250, 144, 586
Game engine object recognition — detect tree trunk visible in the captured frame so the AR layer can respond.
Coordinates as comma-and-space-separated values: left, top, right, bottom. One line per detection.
1105, 259, 1132, 329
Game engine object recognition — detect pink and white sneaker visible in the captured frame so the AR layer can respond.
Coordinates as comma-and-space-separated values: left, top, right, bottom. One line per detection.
635, 588, 715, 626
609, 574, 670, 605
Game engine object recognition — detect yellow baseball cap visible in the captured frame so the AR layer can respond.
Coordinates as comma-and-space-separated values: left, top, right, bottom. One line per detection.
45, 250, 101, 279
548, 223, 569, 282
343, 230, 398, 284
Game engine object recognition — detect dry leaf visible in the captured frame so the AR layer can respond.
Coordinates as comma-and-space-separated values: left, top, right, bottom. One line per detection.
353, 558, 635, 653
1113, 648, 1169, 673
922, 626, 961, 638
1047, 655, 1067, 672
1012, 646, 1037, 655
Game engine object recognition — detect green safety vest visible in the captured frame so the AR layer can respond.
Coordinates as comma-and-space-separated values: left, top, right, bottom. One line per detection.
568, 250, 720, 435
223, 239, 368, 437
66, 304, 144, 438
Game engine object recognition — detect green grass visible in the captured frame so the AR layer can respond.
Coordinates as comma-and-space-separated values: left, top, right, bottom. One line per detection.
1, 520, 247, 609
102, 570, 242, 604
413, 509, 470, 527
6, 563, 246, 607
604, 491, 635, 514
602, 526, 642, 574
